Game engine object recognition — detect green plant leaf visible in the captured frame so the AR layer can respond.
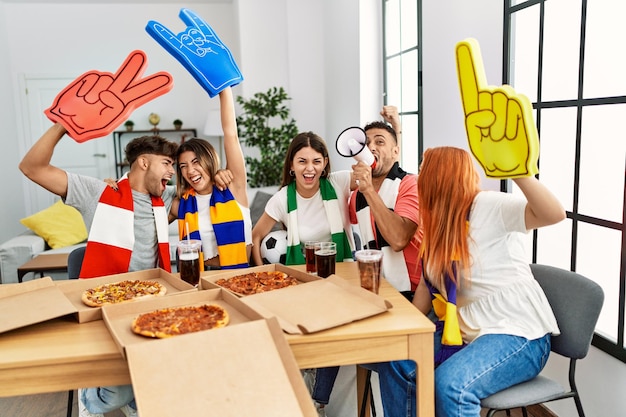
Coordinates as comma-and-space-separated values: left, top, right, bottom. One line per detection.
236, 87, 299, 187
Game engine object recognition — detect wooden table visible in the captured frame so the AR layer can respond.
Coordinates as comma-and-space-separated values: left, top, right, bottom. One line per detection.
0, 263, 435, 416
17, 253, 69, 283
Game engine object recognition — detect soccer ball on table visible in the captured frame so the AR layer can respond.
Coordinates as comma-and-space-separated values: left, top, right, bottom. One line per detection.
260, 230, 288, 265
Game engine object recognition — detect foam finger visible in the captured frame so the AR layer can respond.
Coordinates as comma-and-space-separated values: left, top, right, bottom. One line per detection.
456, 39, 487, 115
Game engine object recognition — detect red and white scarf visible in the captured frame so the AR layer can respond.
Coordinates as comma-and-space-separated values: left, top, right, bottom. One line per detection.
79, 175, 171, 278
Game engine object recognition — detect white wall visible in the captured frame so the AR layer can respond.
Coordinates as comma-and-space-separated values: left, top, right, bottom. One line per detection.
0, 1, 28, 241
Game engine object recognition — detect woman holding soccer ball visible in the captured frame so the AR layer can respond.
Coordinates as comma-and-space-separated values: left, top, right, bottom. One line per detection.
251, 132, 355, 266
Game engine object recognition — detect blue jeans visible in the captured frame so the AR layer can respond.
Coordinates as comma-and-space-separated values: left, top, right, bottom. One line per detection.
312, 366, 340, 404
363, 333, 551, 417
435, 333, 551, 417
81, 384, 136, 413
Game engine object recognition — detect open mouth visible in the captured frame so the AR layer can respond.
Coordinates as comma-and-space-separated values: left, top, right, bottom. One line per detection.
303, 173, 316, 183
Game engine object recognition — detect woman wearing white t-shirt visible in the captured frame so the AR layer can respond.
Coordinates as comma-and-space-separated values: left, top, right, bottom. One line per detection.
174, 87, 252, 270
251, 131, 356, 266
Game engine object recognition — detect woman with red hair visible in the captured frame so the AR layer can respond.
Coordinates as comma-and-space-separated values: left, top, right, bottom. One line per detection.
364, 146, 565, 417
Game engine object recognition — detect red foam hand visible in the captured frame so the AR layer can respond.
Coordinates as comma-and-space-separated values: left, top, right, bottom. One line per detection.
45, 50, 173, 143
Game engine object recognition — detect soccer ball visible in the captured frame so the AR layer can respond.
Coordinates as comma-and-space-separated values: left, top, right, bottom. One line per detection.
261, 230, 288, 265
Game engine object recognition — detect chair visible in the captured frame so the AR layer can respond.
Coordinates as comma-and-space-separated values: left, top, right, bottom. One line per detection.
481, 264, 604, 417
67, 246, 86, 280
65, 245, 86, 417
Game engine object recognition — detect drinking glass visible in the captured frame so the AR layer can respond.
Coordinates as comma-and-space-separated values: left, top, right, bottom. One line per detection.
315, 242, 336, 278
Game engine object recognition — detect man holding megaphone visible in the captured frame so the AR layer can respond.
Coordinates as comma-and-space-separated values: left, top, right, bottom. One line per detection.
313, 106, 421, 415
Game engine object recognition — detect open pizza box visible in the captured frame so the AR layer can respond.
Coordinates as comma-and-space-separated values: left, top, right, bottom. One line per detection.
55, 268, 196, 323
125, 317, 317, 417
0, 277, 77, 334
102, 288, 267, 359
240, 275, 393, 335
199, 263, 320, 295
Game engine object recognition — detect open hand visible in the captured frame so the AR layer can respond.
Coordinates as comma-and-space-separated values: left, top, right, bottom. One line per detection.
456, 38, 539, 178
45, 50, 173, 143
146, 8, 243, 98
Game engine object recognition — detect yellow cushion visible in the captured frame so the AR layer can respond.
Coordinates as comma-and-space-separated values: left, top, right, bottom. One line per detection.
20, 201, 88, 249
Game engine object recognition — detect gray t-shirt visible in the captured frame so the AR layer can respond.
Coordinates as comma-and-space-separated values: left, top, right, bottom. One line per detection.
65, 172, 175, 272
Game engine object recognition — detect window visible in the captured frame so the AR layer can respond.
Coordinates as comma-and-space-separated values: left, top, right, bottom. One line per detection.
383, 0, 423, 173
505, 0, 626, 362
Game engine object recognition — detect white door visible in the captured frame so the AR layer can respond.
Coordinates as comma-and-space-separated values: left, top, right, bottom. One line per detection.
19, 75, 114, 214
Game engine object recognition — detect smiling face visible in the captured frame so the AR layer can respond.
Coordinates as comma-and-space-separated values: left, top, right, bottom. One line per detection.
178, 150, 213, 195
365, 127, 399, 178
290, 146, 328, 198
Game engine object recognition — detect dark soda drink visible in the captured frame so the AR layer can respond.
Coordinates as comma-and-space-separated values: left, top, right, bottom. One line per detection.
305, 246, 317, 273
315, 251, 336, 278
178, 253, 200, 286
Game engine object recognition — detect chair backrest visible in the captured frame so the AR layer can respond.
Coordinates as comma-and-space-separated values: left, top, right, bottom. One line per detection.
67, 246, 86, 279
530, 263, 604, 360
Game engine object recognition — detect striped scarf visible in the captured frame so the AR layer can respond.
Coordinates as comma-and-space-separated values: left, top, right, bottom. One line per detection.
178, 188, 248, 270
424, 263, 466, 367
284, 179, 352, 265
80, 176, 171, 278
351, 162, 410, 291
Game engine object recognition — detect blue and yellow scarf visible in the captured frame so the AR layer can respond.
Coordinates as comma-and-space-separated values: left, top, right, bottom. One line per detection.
178, 187, 248, 270
423, 262, 466, 367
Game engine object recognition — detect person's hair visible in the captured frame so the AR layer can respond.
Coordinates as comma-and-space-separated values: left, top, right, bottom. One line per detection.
364, 121, 398, 145
175, 138, 221, 197
280, 132, 331, 188
417, 147, 481, 291
125, 135, 179, 166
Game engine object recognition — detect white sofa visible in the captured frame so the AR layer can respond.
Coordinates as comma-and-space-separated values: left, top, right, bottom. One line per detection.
0, 187, 277, 284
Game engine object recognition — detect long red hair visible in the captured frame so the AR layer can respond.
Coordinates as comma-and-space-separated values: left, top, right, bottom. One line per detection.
418, 147, 480, 291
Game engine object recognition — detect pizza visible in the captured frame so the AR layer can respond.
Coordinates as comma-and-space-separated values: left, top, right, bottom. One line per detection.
131, 304, 229, 338
215, 271, 299, 295
81, 280, 167, 307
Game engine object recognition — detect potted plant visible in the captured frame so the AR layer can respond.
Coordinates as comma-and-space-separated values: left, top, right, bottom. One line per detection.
236, 87, 299, 187
124, 120, 134, 132
173, 119, 183, 130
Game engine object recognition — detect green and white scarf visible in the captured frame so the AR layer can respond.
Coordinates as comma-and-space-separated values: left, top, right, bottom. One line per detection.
284, 179, 353, 265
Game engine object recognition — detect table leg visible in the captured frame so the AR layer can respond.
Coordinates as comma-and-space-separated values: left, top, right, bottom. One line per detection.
409, 333, 434, 417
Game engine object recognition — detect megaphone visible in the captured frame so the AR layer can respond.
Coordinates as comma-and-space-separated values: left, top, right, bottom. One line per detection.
335, 126, 376, 168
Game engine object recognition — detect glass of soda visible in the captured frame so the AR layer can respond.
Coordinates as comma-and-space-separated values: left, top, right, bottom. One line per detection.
177, 240, 202, 286
315, 242, 337, 278
304, 241, 321, 274
355, 249, 383, 294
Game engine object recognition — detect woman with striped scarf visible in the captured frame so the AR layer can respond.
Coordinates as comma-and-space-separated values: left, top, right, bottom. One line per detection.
173, 87, 252, 271
251, 132, 355, 267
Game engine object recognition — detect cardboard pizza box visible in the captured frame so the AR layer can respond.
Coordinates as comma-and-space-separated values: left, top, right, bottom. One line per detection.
125, 317, 317, 417
55, 268, 196, 323
240, 275, 393, 335
0, 277, 77, 334
199, 263, 320, 296
101, 288, 265, 359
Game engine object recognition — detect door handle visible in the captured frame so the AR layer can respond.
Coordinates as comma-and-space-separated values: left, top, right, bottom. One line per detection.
93, 153, 107, 158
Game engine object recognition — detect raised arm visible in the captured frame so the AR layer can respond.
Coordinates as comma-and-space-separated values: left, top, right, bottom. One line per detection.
219, 87, 248, 207
19, 123, 70, 198
380, 105, 402, 146
514, 177, 566, 230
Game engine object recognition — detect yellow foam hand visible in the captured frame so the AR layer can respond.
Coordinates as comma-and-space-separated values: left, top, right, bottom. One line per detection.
456, 38, 539, 178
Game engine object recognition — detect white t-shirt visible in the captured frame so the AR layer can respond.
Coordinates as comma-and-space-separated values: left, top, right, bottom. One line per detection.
458, 191, 560, 343
195, 193, 253, 259
264, 171, 353, 249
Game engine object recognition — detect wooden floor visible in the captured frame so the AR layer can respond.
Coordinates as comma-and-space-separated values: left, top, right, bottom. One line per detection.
0, 390, 556, 417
